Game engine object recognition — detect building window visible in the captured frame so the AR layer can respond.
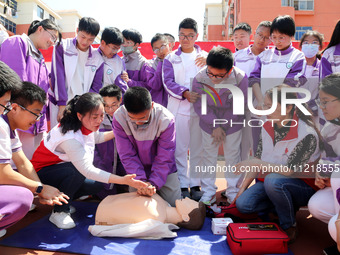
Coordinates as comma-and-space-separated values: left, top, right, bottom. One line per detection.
37, 5, 44, 19
49, 15, 55, 22
295, 26, 312, 40
0, 16, 16, 34
294, 0, 314, 10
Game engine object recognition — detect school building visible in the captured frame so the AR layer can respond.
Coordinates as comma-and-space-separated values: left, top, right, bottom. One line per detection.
204, 0, 340, 41
0, 0, 100, 42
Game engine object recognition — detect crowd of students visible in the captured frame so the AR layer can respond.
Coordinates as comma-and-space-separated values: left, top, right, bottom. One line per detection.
0, 12, 340, 251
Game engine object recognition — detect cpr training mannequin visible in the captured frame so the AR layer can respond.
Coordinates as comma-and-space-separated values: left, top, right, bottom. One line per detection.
89, 192, 206, 239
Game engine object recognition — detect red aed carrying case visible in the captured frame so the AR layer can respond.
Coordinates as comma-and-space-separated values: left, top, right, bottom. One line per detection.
226, 222, 289, 255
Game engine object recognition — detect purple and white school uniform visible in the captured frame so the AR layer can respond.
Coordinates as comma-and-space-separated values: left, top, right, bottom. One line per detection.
49, 37, 104, 128
0, 115, 34, 230
162, 45, 207, 189
320, 43, 340, 79
146, 57, 168, 107
192, 66, 248, 201
0, 34, 50, 159
112, 103, 181, 206
123, 50, 149, 88
97, 48, 128, 94
308, 120, 340, 230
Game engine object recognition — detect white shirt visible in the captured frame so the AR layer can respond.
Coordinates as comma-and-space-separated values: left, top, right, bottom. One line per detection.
69, 48, 89, 100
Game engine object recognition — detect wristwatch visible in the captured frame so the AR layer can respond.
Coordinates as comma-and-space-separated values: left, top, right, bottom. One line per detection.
35, 182, 43, 194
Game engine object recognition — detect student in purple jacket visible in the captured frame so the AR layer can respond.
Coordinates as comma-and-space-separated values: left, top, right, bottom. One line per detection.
49, 17, 104, 129
0, 19, 60, 159
320, 20, 340, 79
146, 33, 171, 107
120, 29, 148, 89
112, 87, 181, 206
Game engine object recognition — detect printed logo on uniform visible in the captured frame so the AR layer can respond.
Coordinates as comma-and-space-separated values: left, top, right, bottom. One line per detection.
91, 66, 96, 72
286, 62, 293, 69
107, 69, 113, 75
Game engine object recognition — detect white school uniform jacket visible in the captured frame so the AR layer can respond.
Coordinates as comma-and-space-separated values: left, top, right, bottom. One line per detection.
162, 45, 207, 116
234, 45, 263, 77
320, 44, 340, 79
50, 37, 104, 106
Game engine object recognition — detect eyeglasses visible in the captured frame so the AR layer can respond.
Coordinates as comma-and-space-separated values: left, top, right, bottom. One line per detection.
108, 45, 121, 53
44, 28, 57, 44
128, 111, 151, 124
269, 35, 289, 43
122, 40, 135, 46
316, 98, 340, 109
104, 103, 119, 110
153, 44, 168, 54
18, 104, 43, 120
206, 68, 230, 79
256, 32, 271, 41
0, 101, 12, 115
178, 34, 196, 41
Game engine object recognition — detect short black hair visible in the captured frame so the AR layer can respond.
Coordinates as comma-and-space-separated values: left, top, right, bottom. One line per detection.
206, 46, 233, 71
179, 18, 198, 33
11, 82, 46, 107
256, 21, 272, 31
99, 85, 122, 101
123, 87, 152, 114
271, 15, 295, 37
0, 61, 22, 98
78, 17, 100, 36
151, 33, 168, 48
233, 22, 252, 34
122, 29, 143, 44
320, 73, 340, 100
101, 27, 124, 45
164, 33, 175, 43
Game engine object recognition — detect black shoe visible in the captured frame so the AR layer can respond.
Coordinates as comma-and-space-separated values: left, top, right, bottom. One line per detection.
190, 186, 203, 201
181, 188, 191, 199
323, 245, 340, 255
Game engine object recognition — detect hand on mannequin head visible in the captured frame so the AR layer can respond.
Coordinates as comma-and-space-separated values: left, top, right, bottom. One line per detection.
95, 192, 205, 230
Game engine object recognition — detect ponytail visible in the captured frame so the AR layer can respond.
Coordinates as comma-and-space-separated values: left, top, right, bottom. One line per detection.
59, 93, 104, 134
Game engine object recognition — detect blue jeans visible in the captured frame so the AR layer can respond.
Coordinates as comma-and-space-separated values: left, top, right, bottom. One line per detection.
236, 173, 316, 229
38, 162, 102, 213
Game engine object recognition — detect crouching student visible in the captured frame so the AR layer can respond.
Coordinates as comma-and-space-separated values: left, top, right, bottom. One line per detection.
0, 65, 68, 237
234, 85, 322, 243
94, 85, 127, 198
31, 93, 148, 229
112, 87, 181, 207
192, 46, 248, 205
146, 33, 171, 107
98, 27, 128, 93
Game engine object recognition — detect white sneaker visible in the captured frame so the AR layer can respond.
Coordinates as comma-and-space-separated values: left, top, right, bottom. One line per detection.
0, 229, 6, 238
69, 205, 76, 214
29, 204, 36, 212
49, 211, 76, 229
199, 195, 216, 206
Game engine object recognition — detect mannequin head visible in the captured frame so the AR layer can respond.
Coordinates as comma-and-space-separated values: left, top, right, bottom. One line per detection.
176, 198, 206, 230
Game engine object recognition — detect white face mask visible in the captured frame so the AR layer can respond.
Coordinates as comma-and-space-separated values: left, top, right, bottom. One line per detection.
302, 44, 319, 58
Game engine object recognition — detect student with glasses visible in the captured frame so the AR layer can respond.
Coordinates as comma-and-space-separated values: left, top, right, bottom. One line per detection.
97, 27, 128, 93
112, 87, 181, 207
192, 46, 248, 205
49, 17, 104, 129
307, 73, 340, 253
0, 68, 68, 238
162, 18, 208, 202
31, 92, 148, 229
145, 33, 171, 107
0, 19, 61, 160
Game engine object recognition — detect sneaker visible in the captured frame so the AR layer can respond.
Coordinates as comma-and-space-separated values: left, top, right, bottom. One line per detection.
0, 229, 6, 238
284, 226, 298, 244
69, 205, 76, 214
29, 204, 36, 212
199, 195, 216, 206
49, 211, 76, 229
181, 188, 191, 199
190, 186, 203, 201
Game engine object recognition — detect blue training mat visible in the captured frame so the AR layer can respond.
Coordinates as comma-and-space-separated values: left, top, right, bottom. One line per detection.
0, 201, 293, 255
